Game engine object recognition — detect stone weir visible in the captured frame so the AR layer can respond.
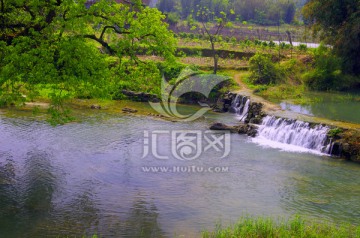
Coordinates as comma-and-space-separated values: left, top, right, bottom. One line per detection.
211, 92, 360, 163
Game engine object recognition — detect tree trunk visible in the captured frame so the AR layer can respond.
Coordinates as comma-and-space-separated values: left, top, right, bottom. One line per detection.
211, 40, 218, 74
213, 54, 218, 74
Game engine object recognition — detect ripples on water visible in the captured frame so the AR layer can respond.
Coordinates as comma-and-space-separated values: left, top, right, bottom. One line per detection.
0, 114, 360, 237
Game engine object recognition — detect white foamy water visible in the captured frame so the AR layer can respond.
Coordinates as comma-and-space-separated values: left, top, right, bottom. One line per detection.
252, 115, 330, 155
230, 94, 251, 122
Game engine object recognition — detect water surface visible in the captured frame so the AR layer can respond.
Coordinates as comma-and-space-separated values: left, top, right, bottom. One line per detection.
0, 112, 360, 237
280, 91, 360, 124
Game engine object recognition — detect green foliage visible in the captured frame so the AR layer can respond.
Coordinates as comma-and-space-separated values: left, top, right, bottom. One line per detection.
298, 44, 308, 51
249, 53, 281, 85
303, 0, 360, 75
0, 0, 176, 121
302, 45, 344, 90
202, 216, 360, 238
268, 41, 276, 48
328, 128, 343, 137
166, 12, 181, 25
280, 42, 291, 49
157, 0, 299, 25
158, 61, 186, 81
189, 6, 232, 74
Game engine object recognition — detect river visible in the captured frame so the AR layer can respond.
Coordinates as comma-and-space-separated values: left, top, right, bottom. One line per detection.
0, 108, 360, 237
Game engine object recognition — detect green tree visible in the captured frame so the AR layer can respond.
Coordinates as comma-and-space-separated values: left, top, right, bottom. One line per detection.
0, 0, 176, 108
191, 7, 233, 74
303, 0, 360, 75
249, 53, 281, 85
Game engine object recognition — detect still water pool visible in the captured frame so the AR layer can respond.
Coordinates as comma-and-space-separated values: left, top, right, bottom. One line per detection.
0, 112, 360, 237
280, 91, 360, 124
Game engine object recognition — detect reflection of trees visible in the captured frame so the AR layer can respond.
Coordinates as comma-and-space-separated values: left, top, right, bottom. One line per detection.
37, 187, 101, 237
22, 151, 56, 214
0, 151, 57, 236
0, 157, 19, 236
0, 151, 165, 237
106, 196, 166, 238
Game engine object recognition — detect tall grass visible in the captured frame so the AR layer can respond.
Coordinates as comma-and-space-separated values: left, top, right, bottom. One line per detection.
202, 216, 360, 238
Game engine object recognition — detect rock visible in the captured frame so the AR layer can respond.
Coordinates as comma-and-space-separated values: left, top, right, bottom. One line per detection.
122, 107, 138, 113
330, 142, 342, 156
244, 102, 264, 123
249, 117, 262, 125
223, 103, 231, 112
221, 92, 237, 112
247, 129, 258, 137
210, 123, 237, 133
90, 105, 101, 109
237, 124, 249, 134
236, 124, 259, 137
342, 143, 350, 152
210, 123, 230, 130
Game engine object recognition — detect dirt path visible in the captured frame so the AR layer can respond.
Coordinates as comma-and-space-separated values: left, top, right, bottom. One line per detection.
233, 73, 281, 113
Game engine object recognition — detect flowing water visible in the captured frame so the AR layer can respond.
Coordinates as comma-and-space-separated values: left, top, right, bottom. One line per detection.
1, 110, 360, 237
253, 116, 330, 155
229, 94, 251, 121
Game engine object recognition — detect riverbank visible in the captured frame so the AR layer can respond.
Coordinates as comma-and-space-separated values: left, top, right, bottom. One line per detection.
202, 216, 360, 238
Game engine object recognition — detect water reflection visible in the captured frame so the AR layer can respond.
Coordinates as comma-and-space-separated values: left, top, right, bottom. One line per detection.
1, 114, 360, 237
0, 151, 57, 237
104, 196, 165, 238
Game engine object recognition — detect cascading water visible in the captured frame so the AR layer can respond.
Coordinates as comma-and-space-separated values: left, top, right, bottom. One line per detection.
229, 94, 251, 121
253, 115, 331, 154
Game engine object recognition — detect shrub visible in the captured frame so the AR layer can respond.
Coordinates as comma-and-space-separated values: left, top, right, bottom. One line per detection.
249, 53, 281, 85
302, 44, 343, 90
298, 44, 307, 51
328, 128, 343, 137
280, 42, 290, 49
166, 12, 180, 26
158, 61, 185, 81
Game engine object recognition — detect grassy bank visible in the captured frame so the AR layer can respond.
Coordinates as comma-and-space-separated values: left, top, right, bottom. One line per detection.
202, 216, 360, 238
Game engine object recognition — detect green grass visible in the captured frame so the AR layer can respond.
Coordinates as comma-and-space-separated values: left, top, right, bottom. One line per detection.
202, 216, 360, 238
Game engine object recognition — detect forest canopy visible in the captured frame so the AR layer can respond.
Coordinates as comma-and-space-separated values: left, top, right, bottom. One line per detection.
0, 0, 176, 108
157, 0, 299, 25
303, 0, 360, 75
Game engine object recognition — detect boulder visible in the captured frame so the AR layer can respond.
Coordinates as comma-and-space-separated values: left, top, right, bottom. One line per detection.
210, 123, 237, 133
122, 107, 138, 113
249, 117, 262, 125
245, 102, 264, 123
90, 105, 101, 109
236, 124, 259, 137
247, 129, 258, 137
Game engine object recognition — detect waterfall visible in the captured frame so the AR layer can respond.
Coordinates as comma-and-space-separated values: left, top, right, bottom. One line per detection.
229, 94, 251, 122
253, 115, 330, 154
